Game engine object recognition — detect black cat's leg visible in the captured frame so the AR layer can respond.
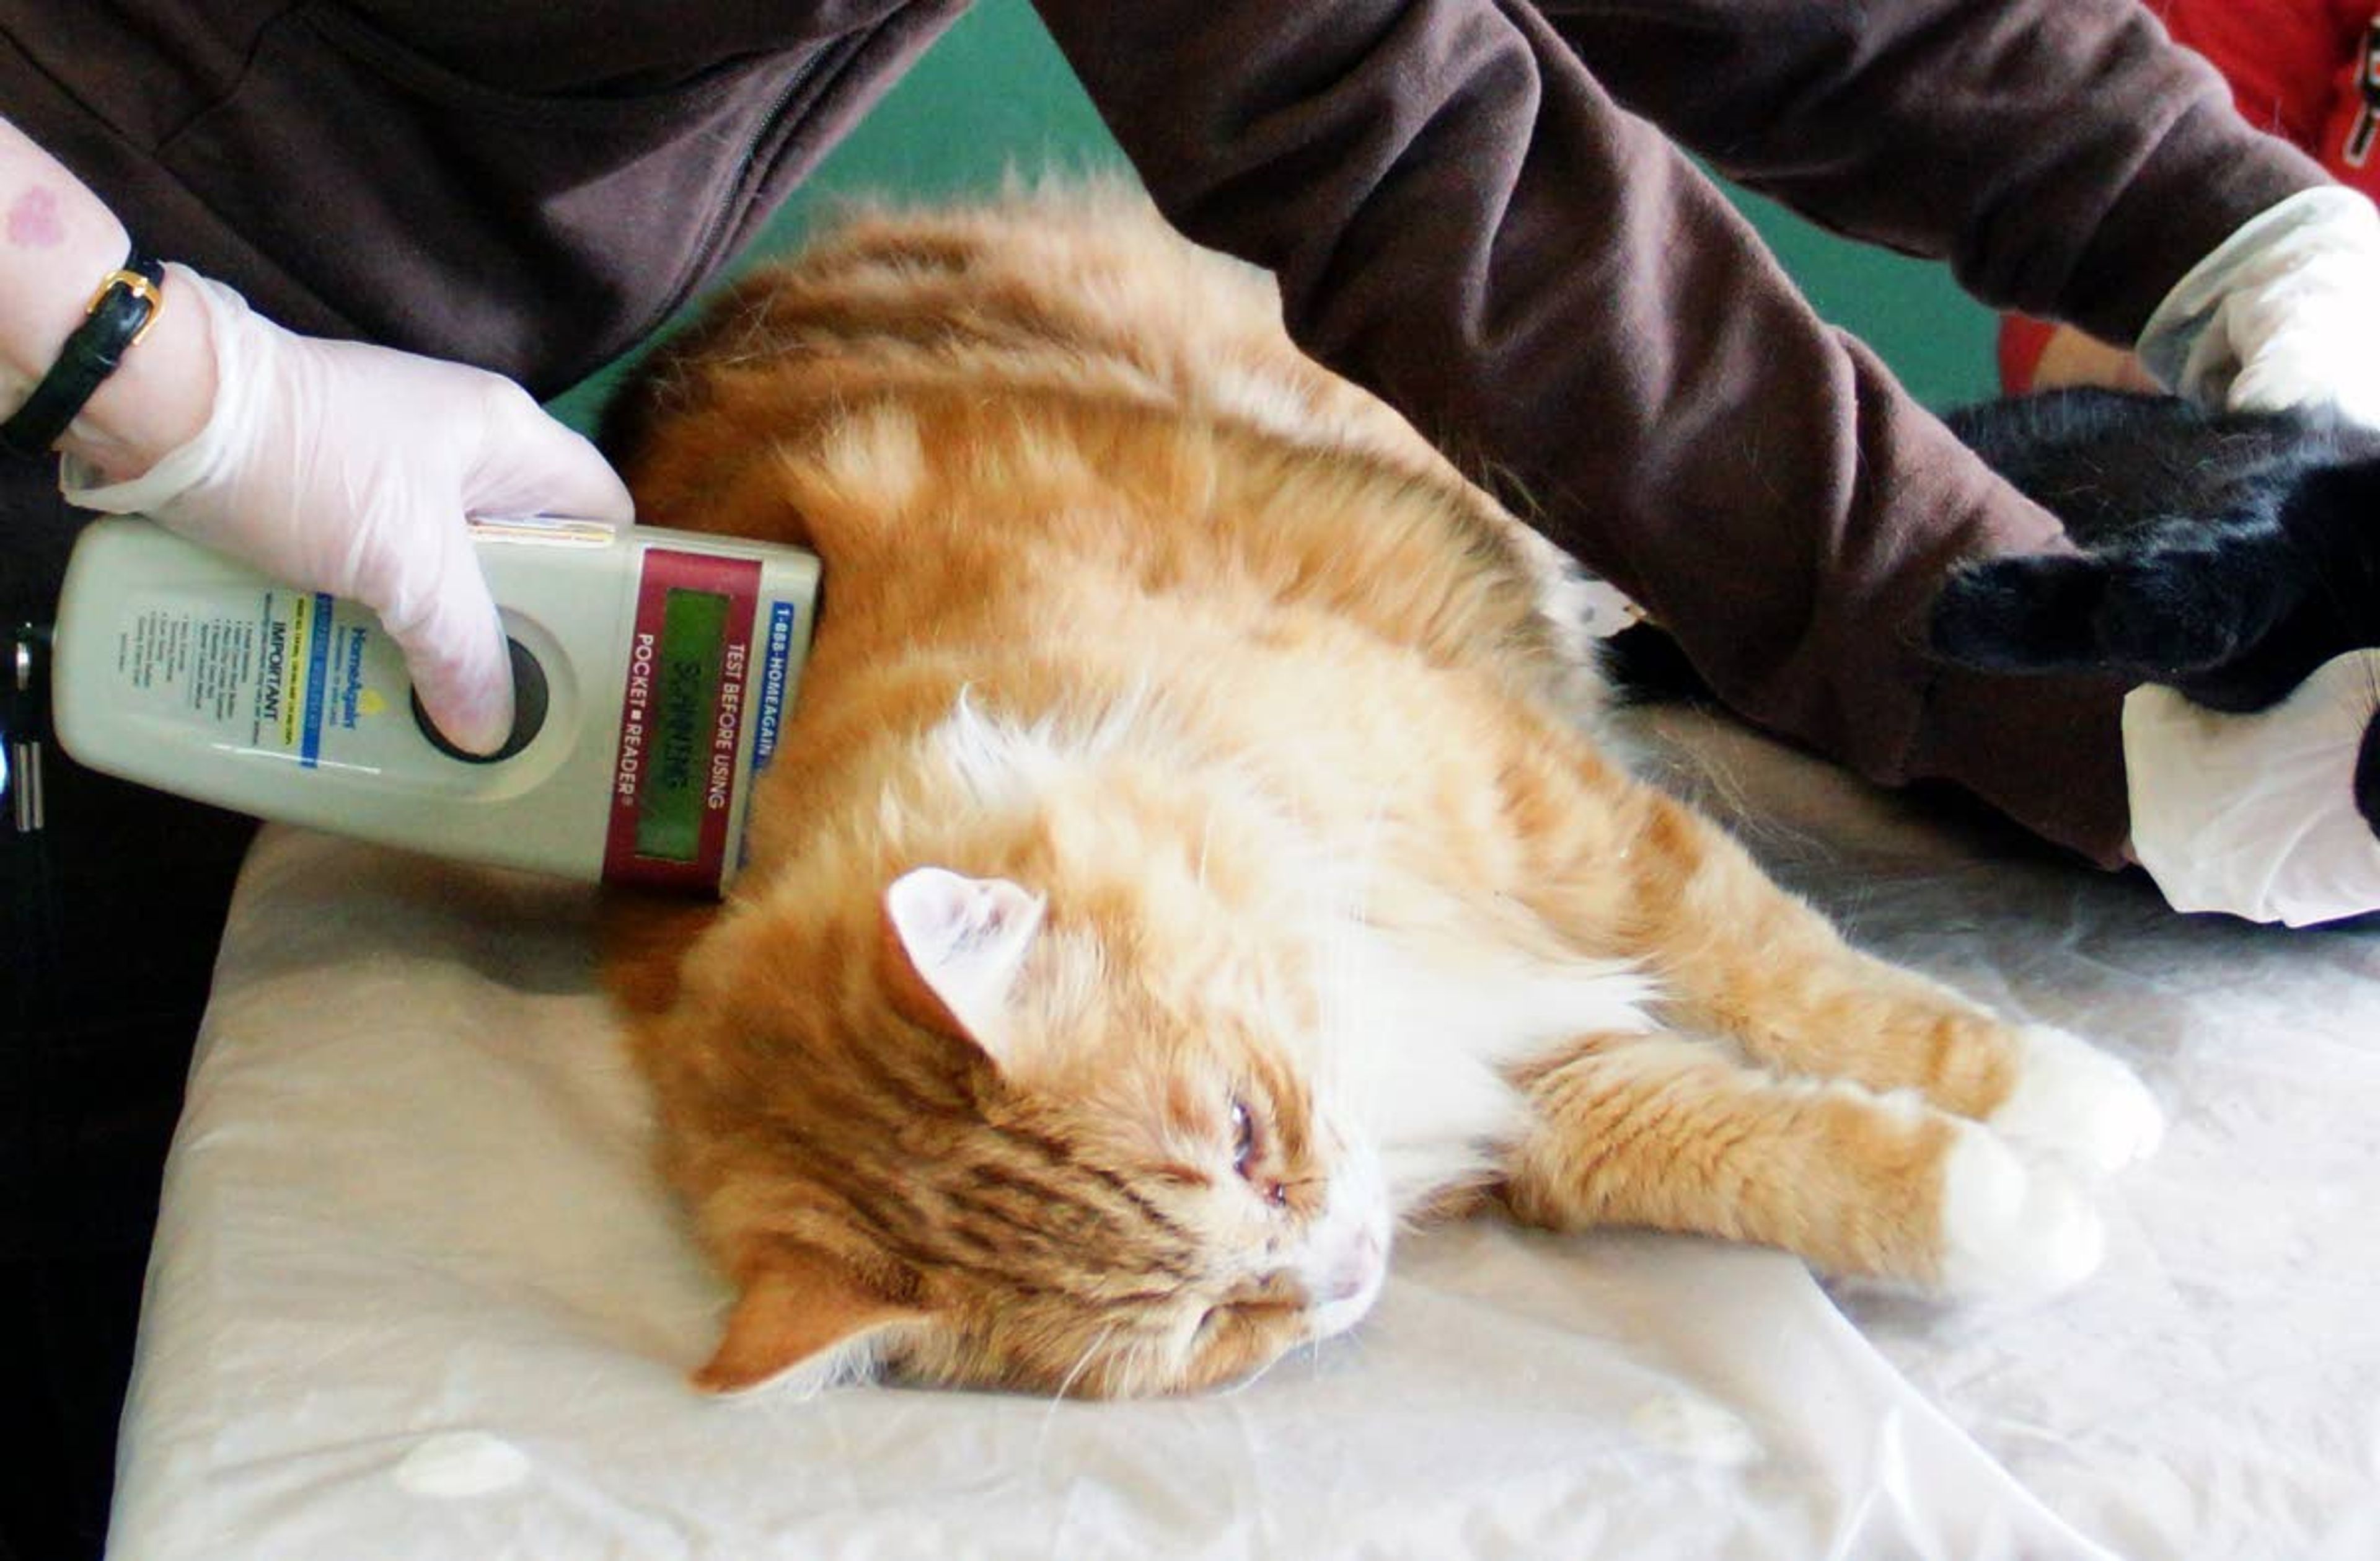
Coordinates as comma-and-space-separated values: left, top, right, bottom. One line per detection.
2090, 534, 2301, 681
1928, 553, 2114, 671
1930, 525, 2305, 690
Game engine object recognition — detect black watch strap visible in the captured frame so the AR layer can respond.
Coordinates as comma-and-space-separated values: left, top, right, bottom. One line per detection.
1, 252, 167, 459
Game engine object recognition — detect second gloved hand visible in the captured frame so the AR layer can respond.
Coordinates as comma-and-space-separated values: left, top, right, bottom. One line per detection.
2137, 186, 2380, 428
61, 263, 633, 754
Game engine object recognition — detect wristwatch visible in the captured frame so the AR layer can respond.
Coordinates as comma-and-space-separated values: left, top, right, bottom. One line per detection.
0, 252, 166, 459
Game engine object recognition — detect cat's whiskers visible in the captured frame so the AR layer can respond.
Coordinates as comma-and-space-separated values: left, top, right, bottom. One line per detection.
1034, 1322, 1117, 1446
1019, 1322, 1121, 1479
1207, 1342, 1290, 1399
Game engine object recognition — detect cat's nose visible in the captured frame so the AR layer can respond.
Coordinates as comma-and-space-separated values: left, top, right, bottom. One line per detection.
1302, 1223, 1388, 1340
1321, 1228, 1385, 1304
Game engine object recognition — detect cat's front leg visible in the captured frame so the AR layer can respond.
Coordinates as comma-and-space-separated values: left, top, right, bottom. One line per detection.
1500, 1033, 2104, 1297
1532, 779, 2162, 1174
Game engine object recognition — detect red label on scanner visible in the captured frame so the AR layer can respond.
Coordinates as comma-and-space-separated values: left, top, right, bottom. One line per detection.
602, 547, 760, 892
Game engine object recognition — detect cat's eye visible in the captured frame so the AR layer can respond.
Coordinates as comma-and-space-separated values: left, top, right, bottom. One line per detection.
1229, 1098, 1290, 1208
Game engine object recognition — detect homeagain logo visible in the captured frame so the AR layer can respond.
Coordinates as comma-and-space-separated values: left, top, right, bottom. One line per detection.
753, 601, 796, 773
336, 627, 368, 729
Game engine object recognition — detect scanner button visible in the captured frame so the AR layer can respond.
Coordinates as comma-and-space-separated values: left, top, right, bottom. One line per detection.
410, 638, 548, 764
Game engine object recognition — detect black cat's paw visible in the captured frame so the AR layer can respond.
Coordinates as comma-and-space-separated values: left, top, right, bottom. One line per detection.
1928, 555, 2113, 674
1929, 537, 2301, 694
2089, 542, 2286, 675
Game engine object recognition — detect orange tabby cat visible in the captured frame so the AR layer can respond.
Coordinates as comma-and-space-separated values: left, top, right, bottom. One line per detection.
599, 187, 2161, 1400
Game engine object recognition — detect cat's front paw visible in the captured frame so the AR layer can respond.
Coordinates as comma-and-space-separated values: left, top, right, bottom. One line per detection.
1934, 1126, 2105, 1298
1990, 1025, 2165, 1173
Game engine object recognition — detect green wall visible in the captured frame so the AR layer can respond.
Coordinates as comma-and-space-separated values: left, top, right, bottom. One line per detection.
1730, 187, 1999, 409
549, 0, 1997, 430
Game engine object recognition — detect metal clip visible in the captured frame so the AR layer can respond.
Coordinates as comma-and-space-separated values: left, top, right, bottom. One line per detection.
5, 625, 51, 833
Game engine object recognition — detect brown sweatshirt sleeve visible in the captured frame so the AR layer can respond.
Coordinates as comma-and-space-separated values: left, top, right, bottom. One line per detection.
1539, 1, 2329, 345
1027, 0, 2329, 867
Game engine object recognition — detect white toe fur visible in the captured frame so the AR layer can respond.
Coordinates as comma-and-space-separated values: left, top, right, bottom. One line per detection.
1934, 1126, 2106, 1298
1990, 1025, 2165, 1172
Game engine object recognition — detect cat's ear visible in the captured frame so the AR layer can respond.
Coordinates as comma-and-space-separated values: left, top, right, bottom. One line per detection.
694, 1247, 927, 1395
879, 865, 1046, 1064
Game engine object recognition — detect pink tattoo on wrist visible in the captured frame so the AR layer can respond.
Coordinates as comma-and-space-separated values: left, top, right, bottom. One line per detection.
6, 187, 66, 249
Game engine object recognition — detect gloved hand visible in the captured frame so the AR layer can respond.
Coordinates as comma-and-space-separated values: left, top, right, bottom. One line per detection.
2137, 187, 2380, 427
1927, 384, 2380, 926
2081, 186, 2380, 924
60, 263, 633, 754
2122, 654, 2380, 927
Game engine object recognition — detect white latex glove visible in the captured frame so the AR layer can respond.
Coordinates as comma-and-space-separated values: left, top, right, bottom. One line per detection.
2136, 186, 2380, 427
60, 263, 633, 754
2124, 651, 2380, 927
2112, 189, 2380, 922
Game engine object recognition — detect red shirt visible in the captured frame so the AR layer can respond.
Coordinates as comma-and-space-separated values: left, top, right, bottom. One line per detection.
2002, 0, 2380, 389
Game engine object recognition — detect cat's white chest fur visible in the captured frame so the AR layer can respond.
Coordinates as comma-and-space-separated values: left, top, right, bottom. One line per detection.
1311, 912, 1655, 1209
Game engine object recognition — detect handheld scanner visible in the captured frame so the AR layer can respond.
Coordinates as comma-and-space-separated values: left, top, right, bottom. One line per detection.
50, 516, 821, 895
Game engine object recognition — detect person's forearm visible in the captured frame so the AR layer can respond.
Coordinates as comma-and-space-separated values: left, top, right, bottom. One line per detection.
1, 114, 214, 480
1032, 1, 2133, 861
1539, 0, 2328, 345
2030, 324, 2157, 394
2, 118, 627, 757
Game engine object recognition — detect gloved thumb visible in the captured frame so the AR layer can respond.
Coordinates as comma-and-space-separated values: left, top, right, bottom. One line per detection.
418, 387, 632, 753
380, 513, 517, 757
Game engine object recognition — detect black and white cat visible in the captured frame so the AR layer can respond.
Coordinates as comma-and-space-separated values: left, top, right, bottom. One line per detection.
1927, 386, 2380, 832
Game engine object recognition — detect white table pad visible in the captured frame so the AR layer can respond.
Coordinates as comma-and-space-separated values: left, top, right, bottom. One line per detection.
105, 708, 2380, 1559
